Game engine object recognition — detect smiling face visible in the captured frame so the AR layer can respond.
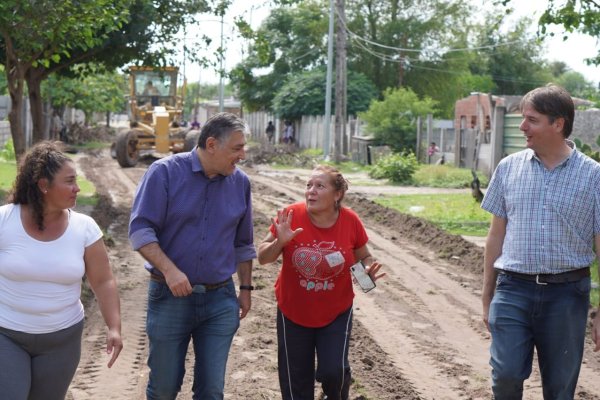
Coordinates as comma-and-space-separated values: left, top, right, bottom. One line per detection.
203, 130, 246, 178
305, 171, 342, 214
519, 104, 566, 154
39, 160, 80, 211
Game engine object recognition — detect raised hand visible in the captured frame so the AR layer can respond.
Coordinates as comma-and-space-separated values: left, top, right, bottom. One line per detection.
273, 209, 304, 246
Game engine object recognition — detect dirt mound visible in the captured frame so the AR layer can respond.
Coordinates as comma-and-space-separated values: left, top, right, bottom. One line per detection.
64, 123, 116, 145
346, 194, 484, 278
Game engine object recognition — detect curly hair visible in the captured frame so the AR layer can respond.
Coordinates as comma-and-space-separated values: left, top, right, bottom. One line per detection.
313, 164, 349, 209
8, 141, 71, 231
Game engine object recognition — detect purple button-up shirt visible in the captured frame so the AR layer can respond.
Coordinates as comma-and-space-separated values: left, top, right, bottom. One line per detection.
129, 149, 256, 284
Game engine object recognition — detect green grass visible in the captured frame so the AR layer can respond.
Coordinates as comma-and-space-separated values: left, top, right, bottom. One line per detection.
0, 160, 97, 206
413, 164, 490, 188
374, 193, 491, 237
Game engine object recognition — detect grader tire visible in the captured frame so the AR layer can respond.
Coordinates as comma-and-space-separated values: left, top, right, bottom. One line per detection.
115, 130, 139, 167
184, 129, 201, 152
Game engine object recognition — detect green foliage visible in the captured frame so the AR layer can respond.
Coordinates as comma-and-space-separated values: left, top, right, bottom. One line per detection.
360, 88, 437, 152
368, 153, 419, 184
476, 16, 553, 95
0, 160, 16, 195
230, 1, 328, 111
573, 138, 600, 162
346, 0, 473, 92
500, 0, 600, 65
0, 66, 6, 96
43, 65, 126, 125
555, 70, 596, 99
413, 164, 490, 188
375, 193, 491, 236
0, 140, 16, 162
272, 69, 377, 120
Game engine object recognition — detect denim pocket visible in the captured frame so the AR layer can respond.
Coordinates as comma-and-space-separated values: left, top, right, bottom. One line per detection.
496, 273, 510, 288
572, 277, 591, 297
148, 280, 169, 301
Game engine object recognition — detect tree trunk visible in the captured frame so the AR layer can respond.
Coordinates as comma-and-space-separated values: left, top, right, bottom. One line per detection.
4, 37, 27, 157
26, 67, 48, 144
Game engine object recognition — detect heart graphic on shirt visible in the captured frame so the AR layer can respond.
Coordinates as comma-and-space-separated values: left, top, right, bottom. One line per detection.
293, 241, 343, 279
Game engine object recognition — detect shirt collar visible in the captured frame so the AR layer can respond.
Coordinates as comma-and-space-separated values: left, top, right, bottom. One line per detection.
190, 146, 226, 181
528, 139, 577, 167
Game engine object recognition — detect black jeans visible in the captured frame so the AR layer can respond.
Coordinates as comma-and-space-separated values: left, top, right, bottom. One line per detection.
277, 307, 353, 400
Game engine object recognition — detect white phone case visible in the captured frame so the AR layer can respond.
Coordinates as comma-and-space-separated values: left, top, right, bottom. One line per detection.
350, 261, 376, 292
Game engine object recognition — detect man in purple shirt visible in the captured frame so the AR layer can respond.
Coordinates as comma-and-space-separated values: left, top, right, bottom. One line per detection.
129, 112, 256, 400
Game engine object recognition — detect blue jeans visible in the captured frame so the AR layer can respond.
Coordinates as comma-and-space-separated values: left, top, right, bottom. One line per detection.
488, 273, 590, 400
145, 279, 240, 400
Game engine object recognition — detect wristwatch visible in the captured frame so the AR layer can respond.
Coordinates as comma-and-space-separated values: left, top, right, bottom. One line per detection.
239, 285, 254, 291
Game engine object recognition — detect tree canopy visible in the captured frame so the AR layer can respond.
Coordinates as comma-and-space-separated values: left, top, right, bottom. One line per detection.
272, 68, 378, 120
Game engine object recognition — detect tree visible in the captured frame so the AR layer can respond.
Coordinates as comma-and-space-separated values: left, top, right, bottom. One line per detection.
555, 70, 596, 98
499, 0, 600, 64
0, 0, 130, 155
272, 68, 377, 120
230, 1, 329, 111
359, 87, 437, 152
44, 65, 126, 126
0, 0, 221, 156
474, 16, 553, 95
345, 0, 472, 91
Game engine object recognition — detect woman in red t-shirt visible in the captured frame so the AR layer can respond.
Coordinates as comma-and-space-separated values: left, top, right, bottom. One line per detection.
258, 165, 384, 400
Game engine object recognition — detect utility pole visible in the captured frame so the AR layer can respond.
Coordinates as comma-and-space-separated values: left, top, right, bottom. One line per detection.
323, 0, 334, 159
334, 0, 347, 162
218, 12, 225, 112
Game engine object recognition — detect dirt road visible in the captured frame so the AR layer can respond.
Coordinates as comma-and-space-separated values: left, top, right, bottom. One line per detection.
67, 150, 600, 399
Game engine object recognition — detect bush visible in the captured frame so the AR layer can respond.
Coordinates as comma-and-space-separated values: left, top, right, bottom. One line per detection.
369, 152, 418, 184
0, 139, 15, 161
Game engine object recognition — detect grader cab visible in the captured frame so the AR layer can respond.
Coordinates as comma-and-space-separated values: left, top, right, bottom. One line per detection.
113, 66, 199, 167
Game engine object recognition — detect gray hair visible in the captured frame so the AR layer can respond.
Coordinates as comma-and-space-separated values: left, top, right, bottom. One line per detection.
197, 112, 248, 149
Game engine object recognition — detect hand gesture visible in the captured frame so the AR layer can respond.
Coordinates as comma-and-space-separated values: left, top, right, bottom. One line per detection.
365, 261, 386, 282
273, 209, 303, 246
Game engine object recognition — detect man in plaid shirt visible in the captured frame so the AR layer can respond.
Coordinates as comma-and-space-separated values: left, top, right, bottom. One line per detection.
481, 84, 600, 399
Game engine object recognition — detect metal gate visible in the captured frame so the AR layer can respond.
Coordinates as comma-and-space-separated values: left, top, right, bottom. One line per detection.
503, 114, 525, 156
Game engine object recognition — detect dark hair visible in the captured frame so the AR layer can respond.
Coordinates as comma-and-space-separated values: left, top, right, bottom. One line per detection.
313, 164, 349, 209
8, 141, 71, 231
197, 112, 248, 149
520, 84, 574, 138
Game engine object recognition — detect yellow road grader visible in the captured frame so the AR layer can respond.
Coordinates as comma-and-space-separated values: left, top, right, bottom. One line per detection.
113, 66, 200, 167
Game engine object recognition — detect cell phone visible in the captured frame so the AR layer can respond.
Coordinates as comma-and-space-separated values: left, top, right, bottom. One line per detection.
350, 261, 376, 292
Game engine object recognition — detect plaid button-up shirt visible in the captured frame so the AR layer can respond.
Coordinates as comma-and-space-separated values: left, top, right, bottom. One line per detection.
482, 142, 600, 274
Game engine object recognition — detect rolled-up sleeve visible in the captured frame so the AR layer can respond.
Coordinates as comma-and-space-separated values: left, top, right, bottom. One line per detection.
129, 164, 168, 250
234, 176, 256, 263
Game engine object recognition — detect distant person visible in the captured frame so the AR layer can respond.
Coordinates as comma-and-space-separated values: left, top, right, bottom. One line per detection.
258, 165, 385, 400
283, 120, 294, 144
191, 119, 200, 130
129, 112, 256, 399
265, 121, 275, 143
427, 142, 439, 163
0, 141, 122, 400
143, 80, 160, 96
481, 84, 600, 398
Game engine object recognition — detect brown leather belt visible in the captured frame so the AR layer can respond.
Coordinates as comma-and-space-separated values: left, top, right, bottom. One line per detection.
497, 268, 590, 285
150, 273, 231, 290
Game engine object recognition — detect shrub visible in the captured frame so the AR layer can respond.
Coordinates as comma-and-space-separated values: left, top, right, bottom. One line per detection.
0, 139, 15, 161
369, 152, 418, 184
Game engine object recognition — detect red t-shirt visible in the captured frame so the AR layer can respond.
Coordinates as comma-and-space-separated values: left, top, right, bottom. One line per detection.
271, 202, 369, 327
